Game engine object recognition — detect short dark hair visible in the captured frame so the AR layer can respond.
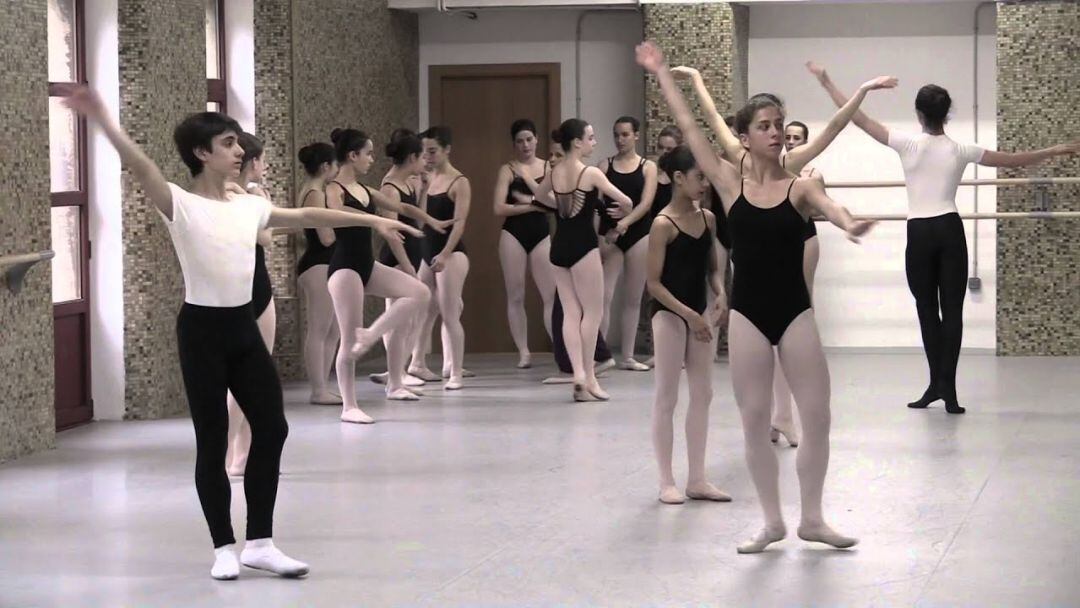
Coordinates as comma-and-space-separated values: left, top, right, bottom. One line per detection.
421, 126, 453, 148
297, 142, 335, 177
915, 84, 951, 131
786, 121, 809, 141
614, 115, 640, 133
553, 119, 589, 152
658, 125, 683, 144
330, 128, 371, 163
657, 145, 697, 180
173, 112, 242, 176
510, 119, 537, 141
385, 128, 422, 165
238, 132, 264, 172
735, 96, 785, 135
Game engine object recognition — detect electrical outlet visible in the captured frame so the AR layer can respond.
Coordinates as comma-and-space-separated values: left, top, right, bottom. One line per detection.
968, 276, 982, 292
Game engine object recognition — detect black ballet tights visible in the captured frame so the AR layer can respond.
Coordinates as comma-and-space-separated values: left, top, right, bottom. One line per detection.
905, 213, 968, 414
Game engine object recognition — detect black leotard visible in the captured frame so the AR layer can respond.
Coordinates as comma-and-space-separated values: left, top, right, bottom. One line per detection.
728, 178, 811, 345
422, 175, 466, 264
377, 182, 423, 271
651, 210, 712, 320
327, 181, 377, 284
651, 180, 673, 219
710, 185, 733, 250
503, 163, 551, 254
601, 157, 651, 252
296, 190, 335, 276
549, 167, 600, 269
252, 244, 273, 317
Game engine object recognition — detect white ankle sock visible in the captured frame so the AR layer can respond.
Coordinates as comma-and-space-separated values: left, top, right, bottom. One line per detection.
211, 544, 240, 580
241, 539, 309, 578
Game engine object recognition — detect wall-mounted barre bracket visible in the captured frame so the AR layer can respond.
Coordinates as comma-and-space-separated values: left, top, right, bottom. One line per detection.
0, 251, 55, 295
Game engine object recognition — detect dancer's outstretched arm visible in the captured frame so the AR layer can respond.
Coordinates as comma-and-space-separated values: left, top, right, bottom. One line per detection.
793, 178, 875, 244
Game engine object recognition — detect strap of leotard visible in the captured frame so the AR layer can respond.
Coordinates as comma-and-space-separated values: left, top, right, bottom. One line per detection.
382, 181, 412, 199
786, 178, 797, 200
739, 153, 747, 176
781, 155, 787, 169
637, 157, 646, 171
657, 213, 682, 234
574, 166, 589, 191
299, 188, 318, 207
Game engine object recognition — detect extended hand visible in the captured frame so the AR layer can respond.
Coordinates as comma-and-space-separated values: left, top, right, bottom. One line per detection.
63, 86, 108, 121
635, 41, 665, 74
670, 66, 700, 81
805, 61, 828, 83
846, 219, 877, 243
688, 312, 713, 343
861, 75, 899, 91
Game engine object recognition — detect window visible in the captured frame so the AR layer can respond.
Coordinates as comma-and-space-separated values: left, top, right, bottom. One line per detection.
47, 0, 87, 303
206, 0, 226, 112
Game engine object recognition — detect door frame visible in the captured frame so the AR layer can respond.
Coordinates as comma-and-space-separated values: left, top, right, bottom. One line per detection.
428, 63, 561, 138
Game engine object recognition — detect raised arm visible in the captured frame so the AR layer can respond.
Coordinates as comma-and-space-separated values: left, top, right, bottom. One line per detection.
672, 66, 744, 163
266, 205, 422, 246
646, 217, 712, 342
64, 86, 174, 219
786, 72, 899, 172
979, 142, 1080, 168
808, 62, 891, 147
636, 42, 741, 201
793, 178, 876, 243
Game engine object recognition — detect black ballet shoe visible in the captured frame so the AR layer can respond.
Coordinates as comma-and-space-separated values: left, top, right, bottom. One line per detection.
944, 400, 966, 415
907, 387, 940, 409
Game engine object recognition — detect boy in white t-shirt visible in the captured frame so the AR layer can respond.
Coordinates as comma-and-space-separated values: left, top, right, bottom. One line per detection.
64, 87, 420, 580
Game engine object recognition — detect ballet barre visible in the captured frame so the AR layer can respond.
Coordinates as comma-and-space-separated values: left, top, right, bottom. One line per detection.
814, 211, 1080, 222
824, 177, 1080, 189
0, 250, 55, 295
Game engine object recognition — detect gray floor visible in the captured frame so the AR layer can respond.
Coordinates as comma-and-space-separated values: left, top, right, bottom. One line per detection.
1, 353, 1078, 607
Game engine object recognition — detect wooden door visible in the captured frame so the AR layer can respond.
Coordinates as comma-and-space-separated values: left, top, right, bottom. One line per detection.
429, 63, 560, 354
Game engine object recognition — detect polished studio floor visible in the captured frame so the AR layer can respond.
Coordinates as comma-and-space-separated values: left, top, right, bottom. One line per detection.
1, 353, 1077, 607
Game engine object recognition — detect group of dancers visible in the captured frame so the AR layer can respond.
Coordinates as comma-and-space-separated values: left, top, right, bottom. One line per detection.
61, 35, 1079, 578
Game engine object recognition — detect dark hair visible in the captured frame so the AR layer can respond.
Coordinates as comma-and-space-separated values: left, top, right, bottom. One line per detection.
420, 126, 452, 148
657, 145, 697, 180
238, 132, 264, 172
614, 115, 640, 133
553, 119, 589, 152
385, 128, 422, 165
330, 128, 371, 163
297, 142, 335, 176
915, 84, 951, 131
724, 115, 736, 129
510, 119, 537, 141
658, 125, 683, 144
173, 111, 242, 176
734, 96, 785, 135
786, 121, 809, 141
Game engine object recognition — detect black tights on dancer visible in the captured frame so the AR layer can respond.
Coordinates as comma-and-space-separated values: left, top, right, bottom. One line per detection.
177, 303, 289, 547
905, 213, 967, 414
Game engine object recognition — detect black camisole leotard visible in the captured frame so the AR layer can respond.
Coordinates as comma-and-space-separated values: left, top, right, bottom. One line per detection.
296, 190, 336, 276
728, 178, 811, 345
327, 181, 377, 284
422, 175, 467, 264
503, 163, 551, 254
600, 157, 652, 252
651, 209, 713, 322
377, 182, 423, 271
549, 166, 600, 269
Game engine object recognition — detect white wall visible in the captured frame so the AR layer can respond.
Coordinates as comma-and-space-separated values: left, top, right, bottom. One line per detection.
225, 0, 255, 133
419, 8, 644, 347
749, 1, 997, 350
87, 0, 125, 419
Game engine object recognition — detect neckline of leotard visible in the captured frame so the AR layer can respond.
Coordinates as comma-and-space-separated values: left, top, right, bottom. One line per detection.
332, 180, 372, 210
508, 160, 548, 183
428, 174, 464, 198
607, 155, 645, 176
381, 180, 414, 199
659, 208, 710, 240
737, 177, 798, 211
552, 166, 589, 196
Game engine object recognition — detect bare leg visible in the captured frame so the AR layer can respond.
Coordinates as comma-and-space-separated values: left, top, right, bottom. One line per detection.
408, 262, 440, 380
499, 231, 532, 367
618, 236, 650, 369
599, 240, 623, 339
651, 311, 686, 503
298, 265, 340, 404
770, 351, 799, 447
777, 310, 856, 549
729, 311, 786, 553
364, 263, 431, 400
225, 300, 276, 476
552, 268, 587, 389
684, 312, 729, 502
328, 270, 372, 424
529, 236, 556, 341
570, 250, 606, 399
434, 252, 469, 388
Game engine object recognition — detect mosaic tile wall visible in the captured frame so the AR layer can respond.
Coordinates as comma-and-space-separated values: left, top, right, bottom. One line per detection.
0, 0, 55, 462
118, 0, 205, 418
996, 2, 1080, 355
639, 2, 747, 356
257, 1, 419, 380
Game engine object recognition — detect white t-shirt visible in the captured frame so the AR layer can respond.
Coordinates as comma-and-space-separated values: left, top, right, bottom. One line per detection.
887, 130, 986, 220
159, 183, 273, 307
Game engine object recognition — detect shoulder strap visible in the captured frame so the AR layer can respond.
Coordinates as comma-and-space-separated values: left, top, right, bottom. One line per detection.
739, 152, 747, 175
575, 166, 589, 190
786, 178, 797, 200
299, 188, 318, 207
